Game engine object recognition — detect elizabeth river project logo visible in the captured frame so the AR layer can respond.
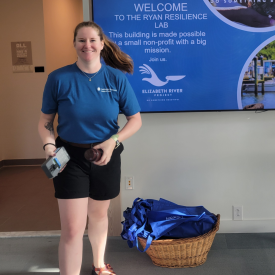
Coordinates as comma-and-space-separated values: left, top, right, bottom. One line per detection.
139, 64, 185, 87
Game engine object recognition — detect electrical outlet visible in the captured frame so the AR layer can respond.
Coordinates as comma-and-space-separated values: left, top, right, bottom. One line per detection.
233, 206, 243, 221
125, 176, 134, 190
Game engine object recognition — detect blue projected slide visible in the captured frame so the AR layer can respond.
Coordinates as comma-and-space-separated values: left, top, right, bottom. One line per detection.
93, 0, 275, 112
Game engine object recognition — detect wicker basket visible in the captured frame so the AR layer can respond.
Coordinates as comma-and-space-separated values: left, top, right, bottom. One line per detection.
138, 214, 220, 268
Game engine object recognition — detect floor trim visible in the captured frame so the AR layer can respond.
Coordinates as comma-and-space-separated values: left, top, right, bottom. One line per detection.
0, 159, 44, 169
0, 230, 88, 238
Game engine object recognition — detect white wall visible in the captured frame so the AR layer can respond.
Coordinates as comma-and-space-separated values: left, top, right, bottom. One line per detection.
120, 111, 275, 233
82, 0, 91, 21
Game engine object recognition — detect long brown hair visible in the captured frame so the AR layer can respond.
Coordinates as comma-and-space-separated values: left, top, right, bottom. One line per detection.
73, 21, 133, 74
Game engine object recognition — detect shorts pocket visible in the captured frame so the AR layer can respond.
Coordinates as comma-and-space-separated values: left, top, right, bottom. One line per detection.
115, 142, 124, 155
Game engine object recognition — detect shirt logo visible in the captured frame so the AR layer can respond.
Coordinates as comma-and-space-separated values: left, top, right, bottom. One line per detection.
97, 87, 117, 92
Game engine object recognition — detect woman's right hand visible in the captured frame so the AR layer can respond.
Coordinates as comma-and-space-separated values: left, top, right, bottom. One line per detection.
44, 144, 57, 159
44, 144, 67, 173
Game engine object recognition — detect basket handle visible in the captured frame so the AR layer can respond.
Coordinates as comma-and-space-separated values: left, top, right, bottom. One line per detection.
135, 234, 153, 252
127, 221, 146, 244
127, 222, 153, 252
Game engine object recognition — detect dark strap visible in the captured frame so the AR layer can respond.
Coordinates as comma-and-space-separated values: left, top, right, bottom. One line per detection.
94, 263, 116, 275
60, 137, 100, 148
43, 143, 56, 150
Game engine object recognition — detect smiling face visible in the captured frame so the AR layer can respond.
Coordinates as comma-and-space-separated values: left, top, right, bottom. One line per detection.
74, 27, 104, 64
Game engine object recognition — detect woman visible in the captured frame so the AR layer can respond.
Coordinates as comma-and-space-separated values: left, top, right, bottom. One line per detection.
38, 21, 142, 275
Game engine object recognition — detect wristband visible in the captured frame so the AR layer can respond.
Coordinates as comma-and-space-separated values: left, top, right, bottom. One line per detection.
43, 143, 56, 151
111, 134, 119, 141
111, 134, 120, 149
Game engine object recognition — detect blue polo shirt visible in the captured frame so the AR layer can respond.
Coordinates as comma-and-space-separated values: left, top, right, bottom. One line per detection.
41, 63, 140, 143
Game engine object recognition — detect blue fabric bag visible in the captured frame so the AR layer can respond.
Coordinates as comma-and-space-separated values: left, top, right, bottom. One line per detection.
121, 198, 217, 252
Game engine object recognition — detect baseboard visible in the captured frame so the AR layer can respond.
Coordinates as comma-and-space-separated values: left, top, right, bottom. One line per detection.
0, 159, 45, 169
0, 230, 124, 238
219, 219, 275, 233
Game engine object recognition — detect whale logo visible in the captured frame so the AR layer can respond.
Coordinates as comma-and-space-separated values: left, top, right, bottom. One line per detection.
139, 64, 185, 87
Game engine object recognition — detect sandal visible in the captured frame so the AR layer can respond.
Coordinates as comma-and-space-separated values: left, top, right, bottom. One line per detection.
92, 263, 116, 275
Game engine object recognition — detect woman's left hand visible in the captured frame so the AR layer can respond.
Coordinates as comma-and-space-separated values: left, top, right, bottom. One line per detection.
93, 138, 116, 166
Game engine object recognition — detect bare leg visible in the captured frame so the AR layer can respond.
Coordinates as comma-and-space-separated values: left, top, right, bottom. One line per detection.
58, 198, 88, 275
87, 198, 111, 274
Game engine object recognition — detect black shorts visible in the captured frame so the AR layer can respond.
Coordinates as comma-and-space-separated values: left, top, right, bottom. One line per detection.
53, 136, 124, 200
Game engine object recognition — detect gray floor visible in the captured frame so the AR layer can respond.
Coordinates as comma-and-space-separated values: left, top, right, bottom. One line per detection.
1, 233, 275, 275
